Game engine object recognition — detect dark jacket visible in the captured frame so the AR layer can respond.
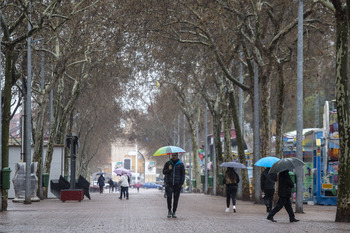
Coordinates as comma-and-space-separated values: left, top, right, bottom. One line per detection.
97, 175, 105, 186
108, 179, 114, 187
163, 159, 185, 186
278, 170, 294, 198
261, 168, 277, 190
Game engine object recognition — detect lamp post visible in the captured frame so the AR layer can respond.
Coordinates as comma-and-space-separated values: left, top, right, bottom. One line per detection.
296, 0, 304, 213
24, 7, 32, 204
0, 12, 3, 209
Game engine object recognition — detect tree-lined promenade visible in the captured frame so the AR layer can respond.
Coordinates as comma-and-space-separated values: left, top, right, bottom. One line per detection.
0, 1, 349, 222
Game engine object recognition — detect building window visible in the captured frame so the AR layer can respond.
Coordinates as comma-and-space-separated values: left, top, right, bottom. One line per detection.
124, 159, 131, 170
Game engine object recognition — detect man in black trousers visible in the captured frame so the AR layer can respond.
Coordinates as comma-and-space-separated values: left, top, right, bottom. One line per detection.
261, 167, 277, 212
163, 153, 185, 218
267, 170, 299, 223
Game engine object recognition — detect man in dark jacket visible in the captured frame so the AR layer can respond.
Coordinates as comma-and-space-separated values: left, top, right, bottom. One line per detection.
163, 153, 185, 218
267, 170, 299, 222
261, 167, 277, 212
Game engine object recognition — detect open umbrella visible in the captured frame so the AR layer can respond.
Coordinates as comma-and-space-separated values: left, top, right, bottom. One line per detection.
269, 157, 305, 174
219, 161, 247, 169
254, 157, 280, 168
113, 168, 131, 176
153, 146, 186, 156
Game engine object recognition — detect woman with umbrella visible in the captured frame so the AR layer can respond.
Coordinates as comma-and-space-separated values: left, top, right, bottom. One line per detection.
223, 167, 240, 213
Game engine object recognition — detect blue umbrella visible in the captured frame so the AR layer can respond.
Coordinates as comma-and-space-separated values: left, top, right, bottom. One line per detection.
254, 157, 280, 168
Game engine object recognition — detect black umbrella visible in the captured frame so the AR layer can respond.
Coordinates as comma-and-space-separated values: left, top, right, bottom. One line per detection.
269, 157, 305, 174
219, 161, 247, 169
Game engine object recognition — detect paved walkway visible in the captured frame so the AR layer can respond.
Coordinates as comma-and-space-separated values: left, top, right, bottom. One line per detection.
0, 188, 349, 233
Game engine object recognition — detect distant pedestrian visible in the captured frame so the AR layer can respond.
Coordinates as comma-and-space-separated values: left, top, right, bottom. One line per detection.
223, 167, 240, 213
163, 153, 185, 218
118, 171, 129, 200
97, 174, 105, 194
261, 167, 277, 212
267, 170, 300, 222
136, 182, 141, 193
108, 179, 115, 193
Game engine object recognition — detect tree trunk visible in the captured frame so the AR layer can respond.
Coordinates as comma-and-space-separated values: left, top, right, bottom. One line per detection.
189, 124, 201, 193
333, 4, 350, 222
221, 99, 231, 196
33, 97, 48, 198
229, 91, 250, 201
1, 48, 16, 211
260, 73, 271, 158
44, 75, 64, 197
275, 62, 285, 158
212, 111, 223, 195
223, 100, 231, 163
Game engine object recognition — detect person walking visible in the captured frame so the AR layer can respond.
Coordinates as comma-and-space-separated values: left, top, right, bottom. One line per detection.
97, 174, 105, 194
108, 179, 115, 193
136, 182, 141, 193
118, 171, 129, 200
267, 170, 300, 222
223, 167, 240, 213
261, 167, 277, 212
163, 153, 185, 218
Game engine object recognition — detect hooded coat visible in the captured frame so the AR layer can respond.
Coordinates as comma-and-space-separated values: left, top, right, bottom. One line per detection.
97, 175, 105, 186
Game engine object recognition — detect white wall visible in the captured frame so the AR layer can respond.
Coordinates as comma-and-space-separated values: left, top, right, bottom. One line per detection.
8, 145, 64, 199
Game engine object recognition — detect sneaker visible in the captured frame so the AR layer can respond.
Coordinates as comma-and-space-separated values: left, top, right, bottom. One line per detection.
118, 197, 122, 200
126, 197, 129, 200
290, 218, 300, 222
267, 216, 277, 222
233, 206, 236, 213
167, 211, 172, 218
225, 208, 230, 213
172, 212, 177, 218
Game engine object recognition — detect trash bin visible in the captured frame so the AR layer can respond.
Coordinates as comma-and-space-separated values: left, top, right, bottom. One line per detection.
219, 173, 223, 185
201, 174, 205, 184
208, 176, 213, 187
43, 173, 50, 188
192, 179, 197, 188
1, 167, 12, 190
289, 171, 296, 193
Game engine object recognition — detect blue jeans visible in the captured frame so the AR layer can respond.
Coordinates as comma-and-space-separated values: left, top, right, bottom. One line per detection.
120, 186, 129, 199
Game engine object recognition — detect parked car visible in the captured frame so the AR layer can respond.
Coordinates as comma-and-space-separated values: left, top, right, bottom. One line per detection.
130, 183, 143, 189
142, 182, 162, 189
